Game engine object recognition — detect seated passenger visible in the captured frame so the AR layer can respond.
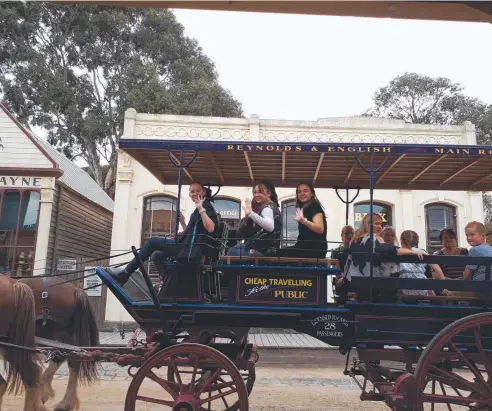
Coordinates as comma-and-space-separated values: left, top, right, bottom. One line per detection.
463, 221, 492, 282
277, 183, 327, 259
432, 228, 469, 279
398, 230, 446, 296
449, 221, 492, 298
228, 180, 282, 257
106, 183, 217, 285
343, 214, 424, 281
380, 226, 399, 277
381, 226, 398, 246
331, 225, 354, 271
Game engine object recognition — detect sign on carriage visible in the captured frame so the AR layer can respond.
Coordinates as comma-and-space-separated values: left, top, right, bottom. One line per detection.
84, 266, 103, 297
56, 259, 77, 271
236, 273, 319, 305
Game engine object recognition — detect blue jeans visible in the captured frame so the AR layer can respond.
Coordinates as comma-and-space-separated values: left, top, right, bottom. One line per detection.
126, 237, 177, 275
228, 243, 264, 257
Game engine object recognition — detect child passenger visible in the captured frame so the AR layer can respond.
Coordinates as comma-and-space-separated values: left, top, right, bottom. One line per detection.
331, 225, 354, 271
398, 230, 446, 296
462, 221, 492, 282
380, 226, 399, 277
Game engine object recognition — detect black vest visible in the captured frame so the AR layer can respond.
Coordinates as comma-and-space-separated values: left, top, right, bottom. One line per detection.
238, 201, 282, 255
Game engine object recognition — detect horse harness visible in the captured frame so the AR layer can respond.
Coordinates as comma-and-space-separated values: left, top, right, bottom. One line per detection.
41, 276, 50, 326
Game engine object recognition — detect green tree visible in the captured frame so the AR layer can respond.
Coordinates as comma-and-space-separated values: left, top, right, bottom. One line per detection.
366, 72, 492, 222
0, 3, 243, 197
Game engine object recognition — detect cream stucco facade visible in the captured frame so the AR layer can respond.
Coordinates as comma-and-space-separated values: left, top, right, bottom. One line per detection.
106, 110, 484, 322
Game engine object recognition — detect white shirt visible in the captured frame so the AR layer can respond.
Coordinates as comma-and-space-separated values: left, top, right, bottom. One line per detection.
249, 207, 274, 232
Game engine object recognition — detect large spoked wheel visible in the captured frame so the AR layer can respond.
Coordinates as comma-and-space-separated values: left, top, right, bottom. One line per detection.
414, 312, 492, 411
124, 343, 249, 411
167, 362, 255, 411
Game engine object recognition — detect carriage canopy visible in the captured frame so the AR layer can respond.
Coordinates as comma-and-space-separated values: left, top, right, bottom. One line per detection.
119, 139, 492, 192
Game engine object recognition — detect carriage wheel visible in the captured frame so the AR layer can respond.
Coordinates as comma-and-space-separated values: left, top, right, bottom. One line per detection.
124, 343, 249, 411
414, 312, 492, 411
167, 361, 255, 411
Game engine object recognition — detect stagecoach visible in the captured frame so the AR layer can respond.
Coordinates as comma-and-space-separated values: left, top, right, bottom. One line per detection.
3, 116, 492, 411
85, 137, 492, 411
1, 2, 491, 411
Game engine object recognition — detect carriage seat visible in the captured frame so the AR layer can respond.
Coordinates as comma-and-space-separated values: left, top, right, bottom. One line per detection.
398, 294, 485, 306
158, 219, 230, 303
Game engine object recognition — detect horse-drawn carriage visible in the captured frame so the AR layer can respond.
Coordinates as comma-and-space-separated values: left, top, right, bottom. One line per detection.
2, 132, 492, 411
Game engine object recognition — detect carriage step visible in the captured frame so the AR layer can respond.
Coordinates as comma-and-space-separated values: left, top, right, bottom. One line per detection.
35, 336, 83, 351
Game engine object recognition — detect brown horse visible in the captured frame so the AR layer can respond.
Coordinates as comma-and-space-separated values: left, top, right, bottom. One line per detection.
0, 275, 47, 411
18, 276, 100, 411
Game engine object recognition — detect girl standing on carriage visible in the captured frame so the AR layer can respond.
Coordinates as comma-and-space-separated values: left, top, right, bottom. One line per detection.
228, 180, 282, 257
106, 182, 217, 285
278, 182, 328, 259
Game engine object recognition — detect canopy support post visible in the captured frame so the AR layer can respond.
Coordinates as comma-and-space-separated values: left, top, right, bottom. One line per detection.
168, 150, 198, 242
354, 152, 389, 302
335, 186, 361, 226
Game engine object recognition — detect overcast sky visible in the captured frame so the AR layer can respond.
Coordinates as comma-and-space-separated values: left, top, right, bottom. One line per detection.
172, 9, 492, 121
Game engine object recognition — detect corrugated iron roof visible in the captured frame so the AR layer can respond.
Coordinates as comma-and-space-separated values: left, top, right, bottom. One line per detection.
33, 135, 114, 212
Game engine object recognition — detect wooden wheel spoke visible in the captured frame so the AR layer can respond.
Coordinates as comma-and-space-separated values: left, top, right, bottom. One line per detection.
195, 367, 222, 396
190, 354, 199, 388
204, 377, 235, 392
200, 387, 237, 407
429, 365, 485, 394
448, 341, 491, 393
430, 380, 435, 411
135, 394, 174, 406
170, 358, 185, 391
219, 387, 230, 409
473, 326, 492, 382
438, 382, 452, 411
147, 371, 179, 400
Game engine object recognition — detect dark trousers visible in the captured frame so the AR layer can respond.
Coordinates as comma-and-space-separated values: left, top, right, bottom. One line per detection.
127, 237, 181, 275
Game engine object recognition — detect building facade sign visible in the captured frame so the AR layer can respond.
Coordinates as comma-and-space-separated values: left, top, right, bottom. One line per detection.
0, 176, 54, 189
57, 259, 77, 272
83, 267, 103, 297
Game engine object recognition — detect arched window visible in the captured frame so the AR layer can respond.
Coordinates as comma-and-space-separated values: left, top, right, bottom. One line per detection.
281, 199, 298, 248
213, 197, 241, 249
213, 197, 241, 229
353, 202, 392, 231
425, 203, 457, 253
141, 195, 178, 245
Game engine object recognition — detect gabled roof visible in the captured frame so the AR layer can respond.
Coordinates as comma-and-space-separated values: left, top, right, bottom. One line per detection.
0, 103, 113, 212
33, 135, 114, 212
